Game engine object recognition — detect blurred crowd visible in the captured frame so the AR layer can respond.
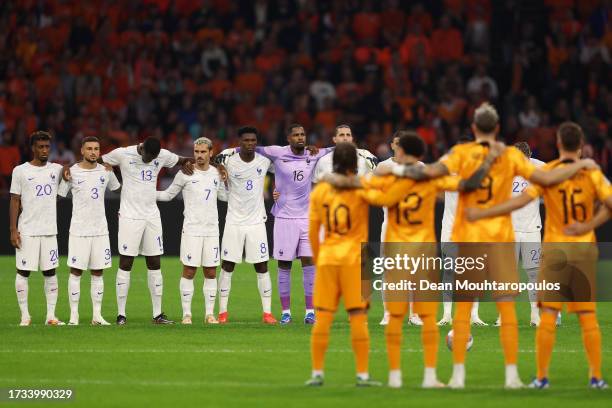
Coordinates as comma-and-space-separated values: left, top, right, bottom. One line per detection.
0, 0, 611, 190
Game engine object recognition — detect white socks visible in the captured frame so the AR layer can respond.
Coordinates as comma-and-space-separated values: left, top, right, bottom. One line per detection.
68, 274, 81, 322
91, 275, 104, 320
116, 268, 130, 316
450, 363, 466, 388
443, 301, 452, 317
15, 274, 29, 320
147, 269, 163, 318
256, 272, 272, 314
180, 277, 194, 317
203, 278, 217, 316
43, 274, 58, 321
471, 300, 480, 319
218, 269, 233, 313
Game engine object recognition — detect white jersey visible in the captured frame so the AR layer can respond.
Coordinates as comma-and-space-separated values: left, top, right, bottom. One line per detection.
313, 148, 377, 183
511, 157, 544, 233
102, 145, 179, 220
157, 167, 223, 236
440, 191, 458, 243
220, 150, 271, 225
10, 162, 63, 236
58, 164, 121, 236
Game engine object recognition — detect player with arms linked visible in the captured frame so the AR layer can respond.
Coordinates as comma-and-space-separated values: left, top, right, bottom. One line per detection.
58, 136, 121, 325
466, 122, 612, 389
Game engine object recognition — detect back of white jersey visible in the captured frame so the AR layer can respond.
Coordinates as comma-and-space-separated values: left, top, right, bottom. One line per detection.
10, 162, 63, 235
441, 190, 458, 242
58, 164, 121, 236
511, 158, 544, 232
313, 148, 377, 183
224, 152, 271, 225
102, 145, 179, 220
159, 168, 223, 236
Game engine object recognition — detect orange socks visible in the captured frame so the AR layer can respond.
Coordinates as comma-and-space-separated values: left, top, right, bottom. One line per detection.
349, 313, 370, 374
452, 301, 473, 364
385, 314, 404, 371
421, 314, 439, 368
497, 301, 518, 365
579, 312, 602, 379
536, 311, 557, 379
311, 310, 333, 371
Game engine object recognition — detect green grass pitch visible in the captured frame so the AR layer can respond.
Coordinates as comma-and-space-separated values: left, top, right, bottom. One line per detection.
0, 256, 610, 407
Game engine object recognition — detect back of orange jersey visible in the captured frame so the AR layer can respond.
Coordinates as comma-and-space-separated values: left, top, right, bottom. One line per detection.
309, 182, 370, 266
360, 175, 459, 242
526, 160, 612, 242
440, 142, 535, 242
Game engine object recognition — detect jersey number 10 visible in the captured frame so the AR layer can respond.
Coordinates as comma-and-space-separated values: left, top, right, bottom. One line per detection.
323, 204, 351, 235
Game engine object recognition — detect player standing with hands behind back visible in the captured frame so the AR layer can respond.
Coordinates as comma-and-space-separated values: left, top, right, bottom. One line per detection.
11, 131, 65, 326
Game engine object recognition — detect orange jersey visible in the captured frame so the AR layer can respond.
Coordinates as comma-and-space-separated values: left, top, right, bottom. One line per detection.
440, 142, 536, 242
359, 174, 460, 242
309, 182, 370, 266
526, 160, 612, 242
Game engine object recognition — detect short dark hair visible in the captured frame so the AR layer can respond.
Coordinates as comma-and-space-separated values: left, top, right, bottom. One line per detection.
286, 123, 304, 135
142, 137, 162, 156
398, 131, 426, 158
335, 124, 351, 132
81, 136, 100, 146
514, 141, 532, 158
473, 103, 499, 133
332, 142, 357, 175
30, 130, 52, 146
557, 122, 584, 152
238, 126, 258, 138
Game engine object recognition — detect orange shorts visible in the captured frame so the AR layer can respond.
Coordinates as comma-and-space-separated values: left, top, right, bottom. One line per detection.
314, 263, 368, 312
539, 301, 596, 313
386, 301, 438, 317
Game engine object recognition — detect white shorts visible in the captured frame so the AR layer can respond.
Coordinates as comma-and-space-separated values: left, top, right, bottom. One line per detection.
514, 231, 542, 269
221, 223, 269, 264
180, 234, 221, 268
16, 235, 59, 272
118, 216, 163, 257
68, 234, 112, 271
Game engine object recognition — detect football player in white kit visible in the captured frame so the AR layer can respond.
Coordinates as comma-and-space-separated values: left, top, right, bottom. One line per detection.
156, 137, 225, 325
495, 141, 545, 327
58, 136, 120, 326
312, 124, 377, 182
10, 131, 65, 326
438, 136, 488, 326
216, 127, 277, 324
100, 137, 195, 325
378, 131, 424, 327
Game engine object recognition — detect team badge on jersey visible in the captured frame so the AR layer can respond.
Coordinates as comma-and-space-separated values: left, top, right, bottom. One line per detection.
257, 168, 262, 175
154, 160, 160, 167
100, 176, 105, 184
50, 173, 56, 180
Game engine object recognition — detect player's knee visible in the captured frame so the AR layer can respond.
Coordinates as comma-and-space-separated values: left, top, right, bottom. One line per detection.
347, 308, 367, 317
70, 269, 83, 277
145, 256, 160, 270
182, 268, 196, 280
91, 270, 103, 277
221, 261, 235, 272
278, 260, 292, 270
203, 267, 216, 279
254, 262, 268, 273
119, 256, 134, 271
42, 269, 56, 277
300, 257, 314, 267
17, 270, 30, 278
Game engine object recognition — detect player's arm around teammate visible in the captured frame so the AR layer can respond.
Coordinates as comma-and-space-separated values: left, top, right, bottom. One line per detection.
58, 136, 121, 326
156, 138, 222, 325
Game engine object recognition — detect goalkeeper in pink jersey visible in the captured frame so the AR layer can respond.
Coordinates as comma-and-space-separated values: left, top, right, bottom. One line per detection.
256, 124, 332, 324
